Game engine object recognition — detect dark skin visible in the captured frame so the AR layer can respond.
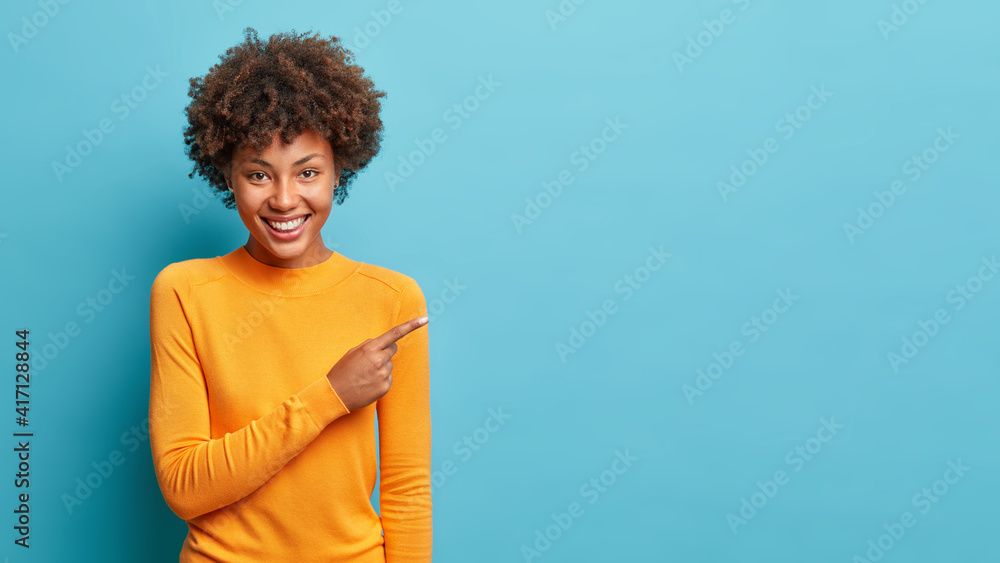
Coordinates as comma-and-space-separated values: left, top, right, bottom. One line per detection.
326, 315, 428, 411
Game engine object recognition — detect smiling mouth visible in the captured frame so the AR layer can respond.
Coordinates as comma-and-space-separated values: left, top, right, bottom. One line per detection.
261, 214, 311, 238
263, 215, 308, 231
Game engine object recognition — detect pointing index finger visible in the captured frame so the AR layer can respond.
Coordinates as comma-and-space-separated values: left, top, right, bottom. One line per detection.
373, 316, 428, 349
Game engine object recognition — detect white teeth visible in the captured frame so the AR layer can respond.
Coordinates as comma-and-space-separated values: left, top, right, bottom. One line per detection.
265, 216, 306, 232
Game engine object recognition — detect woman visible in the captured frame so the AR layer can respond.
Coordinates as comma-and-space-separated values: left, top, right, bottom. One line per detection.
148, 27, 432, 561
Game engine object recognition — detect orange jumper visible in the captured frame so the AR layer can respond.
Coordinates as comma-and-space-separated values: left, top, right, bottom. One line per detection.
148, 246, 432, 561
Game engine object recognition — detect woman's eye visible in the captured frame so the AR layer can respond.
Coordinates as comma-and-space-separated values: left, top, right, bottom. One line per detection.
248, 172, 267, 181
301, 169, 317, 178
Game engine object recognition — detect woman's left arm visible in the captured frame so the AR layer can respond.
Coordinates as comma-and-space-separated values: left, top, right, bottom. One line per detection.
377, 279, 433, 562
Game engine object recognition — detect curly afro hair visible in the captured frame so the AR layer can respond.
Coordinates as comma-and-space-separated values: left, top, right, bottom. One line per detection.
183, 27, 386, 209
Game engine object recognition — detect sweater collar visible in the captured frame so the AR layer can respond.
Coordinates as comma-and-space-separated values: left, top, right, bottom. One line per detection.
217, 245, 359, 296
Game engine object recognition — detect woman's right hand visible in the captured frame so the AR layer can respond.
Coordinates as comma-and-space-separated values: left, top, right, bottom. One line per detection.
325, 316, 429, 411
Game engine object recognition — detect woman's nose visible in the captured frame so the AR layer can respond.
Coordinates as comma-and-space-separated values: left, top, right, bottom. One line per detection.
269, 177, 298, 208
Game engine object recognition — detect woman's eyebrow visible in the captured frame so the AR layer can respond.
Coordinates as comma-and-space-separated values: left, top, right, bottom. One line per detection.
241, 153, 326, 167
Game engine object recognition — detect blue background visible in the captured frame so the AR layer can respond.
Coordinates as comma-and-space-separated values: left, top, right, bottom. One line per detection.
2, 0, 998, 561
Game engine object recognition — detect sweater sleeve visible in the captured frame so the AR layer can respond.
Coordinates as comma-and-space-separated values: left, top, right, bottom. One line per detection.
376, 278, 433, 561
147, 264, 351, 521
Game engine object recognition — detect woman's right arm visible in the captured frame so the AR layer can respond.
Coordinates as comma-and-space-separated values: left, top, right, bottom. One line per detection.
147, 264, 350, 521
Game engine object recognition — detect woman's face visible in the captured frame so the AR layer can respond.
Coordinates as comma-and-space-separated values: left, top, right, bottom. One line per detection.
227, 129, 337, 269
